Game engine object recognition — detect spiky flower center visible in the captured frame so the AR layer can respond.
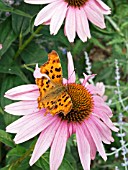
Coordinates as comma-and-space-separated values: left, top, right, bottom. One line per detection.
64, 0, 88, 8
59, 83, 94, 123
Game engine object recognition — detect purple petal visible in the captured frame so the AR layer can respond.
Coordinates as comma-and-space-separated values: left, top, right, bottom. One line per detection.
34, 1, 60, 26
85, 118, 107, 161
84, 4, 105, 29
50, 121, 68, 170
50, 1, 67, 35
5, 100, 38, 115
4, 84, 39, 101
14, 112, 55, 144
24, 0, 58, 4
67, 52, 76, 83
30, 117, 61, 166
76, 123, 91, 170
92, 116, 114, 144
82, 122, 96, 160
65, 7, 76, 42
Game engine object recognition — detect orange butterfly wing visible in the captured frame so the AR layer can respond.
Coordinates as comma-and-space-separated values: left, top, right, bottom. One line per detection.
36, 51, 72, 116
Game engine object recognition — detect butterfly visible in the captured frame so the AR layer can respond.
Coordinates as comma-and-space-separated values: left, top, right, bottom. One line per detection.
36, 50, 73, 116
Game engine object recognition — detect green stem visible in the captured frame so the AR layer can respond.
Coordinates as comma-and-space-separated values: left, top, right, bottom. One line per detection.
13, 25, 43, 60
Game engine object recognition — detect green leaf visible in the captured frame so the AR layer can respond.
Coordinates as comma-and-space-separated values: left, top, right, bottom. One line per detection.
12, 13, 30, 36
0, 130, 15, 147
0, 64, 29, 83
0, 17, 17, 57
59, 152, 76, 170
0, 1, 31, 18
21, 42, 48, 65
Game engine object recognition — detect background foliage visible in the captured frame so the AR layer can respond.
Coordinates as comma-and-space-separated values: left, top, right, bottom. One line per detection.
0, 0, 128, 169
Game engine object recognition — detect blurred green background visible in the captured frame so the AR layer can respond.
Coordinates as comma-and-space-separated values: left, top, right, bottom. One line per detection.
0, 0, 128, 169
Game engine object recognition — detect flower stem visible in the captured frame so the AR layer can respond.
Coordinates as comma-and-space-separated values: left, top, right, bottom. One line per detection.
13, 25, 43, 60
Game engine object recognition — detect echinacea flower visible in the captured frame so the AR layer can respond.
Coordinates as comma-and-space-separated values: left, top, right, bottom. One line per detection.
5, 51, 118, 170
24, 0, 111, 42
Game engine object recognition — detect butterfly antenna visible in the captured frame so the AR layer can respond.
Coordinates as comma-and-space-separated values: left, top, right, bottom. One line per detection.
67, 68, 76, 85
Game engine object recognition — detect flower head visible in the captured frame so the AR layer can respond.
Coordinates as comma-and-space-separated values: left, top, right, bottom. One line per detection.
24, 0, 111, 42
5, 51, 118, 170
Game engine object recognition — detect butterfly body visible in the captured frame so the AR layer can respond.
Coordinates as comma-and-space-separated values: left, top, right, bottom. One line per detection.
36, 51, 72, 116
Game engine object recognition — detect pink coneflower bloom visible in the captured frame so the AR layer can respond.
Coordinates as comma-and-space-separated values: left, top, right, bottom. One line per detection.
24, 0, 111, 42
5, 51, 118, 170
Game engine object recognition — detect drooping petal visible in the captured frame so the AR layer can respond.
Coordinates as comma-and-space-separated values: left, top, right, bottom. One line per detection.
92, 112, 119, 132
67, 52, 76, 83
85, 118, 107, 161
5, 100, 38, 115
50, 1, 67, 35
82, 122, 97, 160
84, 4, 105, 29
4, 84, 39, 101
14, 113, 56, 144
89, 0, 110, 15
30, 117, 61, 166
76, 123, 90, 170
96, 0, 111, 13
92, 116, 114, 144
65, 7, 76, 42
93, 98, 113, 117
34, 1, 60, 26
24, 0, 58, 4
50, 121, 68, 170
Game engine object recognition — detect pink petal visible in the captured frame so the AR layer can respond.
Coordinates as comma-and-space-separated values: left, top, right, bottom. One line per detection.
67, 52, 76, 83
76, 7, 91, 42
33, 64, 50, 79
92, 116, 114, 144
63, 78, 67, 84
50, 121, 68, 170
89, 0, 110, 15
82, 73, 96, 86
82, 122, 97, 160
34, 1, 60, 26
92, 112, 119, 132
76, 123, 90, 170
85, 118, 107, 161
86, 84, 101, 95
24, 0, 58, 4
96, 0, 111, 11
30, 117, 61, 166
5, 100, 38, 115
14, 112, 55, 144
96, 82, 105, 96
4, 90, 39, 101
5, 84, 38, 96
93, 98, 113, 117
84, 4, 105, 29
65, 7, 76, 42
6, 111, 45, 133
50, 1, 67, 35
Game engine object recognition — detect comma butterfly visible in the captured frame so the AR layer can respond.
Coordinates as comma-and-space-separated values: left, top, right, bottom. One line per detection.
36, 50, 72, 116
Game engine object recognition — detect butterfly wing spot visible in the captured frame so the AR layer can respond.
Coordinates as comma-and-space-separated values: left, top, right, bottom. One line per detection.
36, 77, 54, 109
40, 50, 63, 85
49, 92, 72, 116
